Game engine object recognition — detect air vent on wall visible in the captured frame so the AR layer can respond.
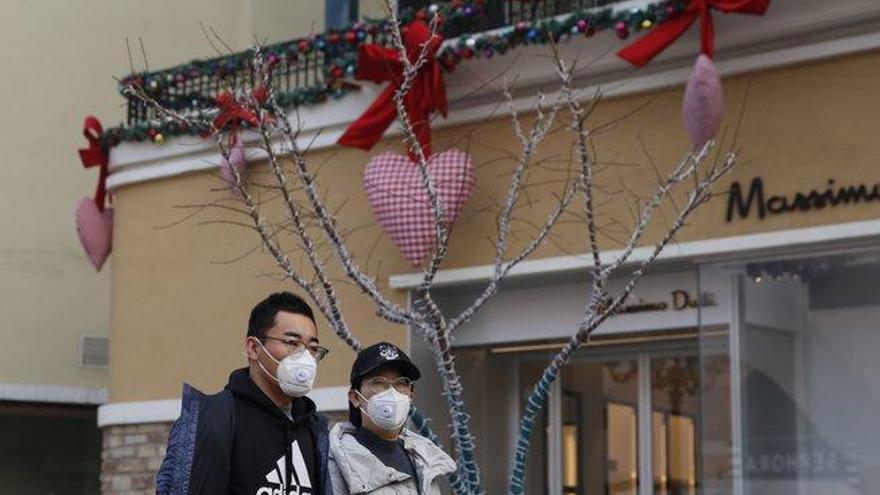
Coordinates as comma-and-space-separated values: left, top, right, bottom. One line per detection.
81, 335, 109, 368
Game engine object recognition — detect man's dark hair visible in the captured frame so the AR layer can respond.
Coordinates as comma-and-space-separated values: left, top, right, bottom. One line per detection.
247, 292, 316, 338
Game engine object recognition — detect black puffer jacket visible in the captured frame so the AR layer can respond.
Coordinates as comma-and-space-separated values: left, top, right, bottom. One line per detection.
156, 369, 332, 495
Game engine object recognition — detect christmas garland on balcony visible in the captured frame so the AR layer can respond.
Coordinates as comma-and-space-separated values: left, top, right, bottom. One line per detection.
99, 0, 686, 149
437, 0, 685, 64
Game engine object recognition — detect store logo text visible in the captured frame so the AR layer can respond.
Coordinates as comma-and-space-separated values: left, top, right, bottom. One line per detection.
726, 177, 880, 221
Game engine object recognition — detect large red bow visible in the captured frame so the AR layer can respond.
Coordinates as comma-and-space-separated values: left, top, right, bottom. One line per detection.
78, 116, 110, 211
337, 20, 447, 161
213, 91, 260, 131
617, 0, 770, 67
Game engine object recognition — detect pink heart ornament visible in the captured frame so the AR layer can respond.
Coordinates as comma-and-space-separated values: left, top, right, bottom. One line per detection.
683, 54, 724, 148
364, 149, 475, 267
220, 140, 247, 189
75, 197, 113, 271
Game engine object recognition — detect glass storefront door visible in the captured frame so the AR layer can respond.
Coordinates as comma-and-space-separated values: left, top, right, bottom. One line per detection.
650, 355, 700, 495
558, 357, 640, 495
526, 341, 719, 495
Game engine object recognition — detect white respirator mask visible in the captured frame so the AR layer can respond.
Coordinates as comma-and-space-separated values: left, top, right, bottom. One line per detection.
358, 388, 411, 431
255, 339, 317, 397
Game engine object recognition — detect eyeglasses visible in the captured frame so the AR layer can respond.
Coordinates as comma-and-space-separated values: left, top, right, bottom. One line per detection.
260, 336, 330, 362
363, 376, 414, 395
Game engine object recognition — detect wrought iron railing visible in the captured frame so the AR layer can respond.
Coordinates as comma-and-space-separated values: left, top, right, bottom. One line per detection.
433, 0, 630, 39
106, 0, 670, 147
119, 27, 384, 136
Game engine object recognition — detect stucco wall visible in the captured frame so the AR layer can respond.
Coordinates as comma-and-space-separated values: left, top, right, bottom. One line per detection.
0, 0, 248, 391
108, 48, 880, 402
0, 0, 384, 393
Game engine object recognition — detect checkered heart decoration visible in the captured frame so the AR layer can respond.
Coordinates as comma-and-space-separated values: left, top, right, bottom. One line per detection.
364, 149, 475, 267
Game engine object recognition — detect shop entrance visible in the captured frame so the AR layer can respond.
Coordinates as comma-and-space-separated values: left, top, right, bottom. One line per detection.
409, 268, 734, 494
517, 336, 725, 495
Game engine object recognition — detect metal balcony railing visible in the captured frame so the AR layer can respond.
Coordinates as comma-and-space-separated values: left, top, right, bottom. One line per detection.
107, 0, 655, 146
428, 0, 630, 39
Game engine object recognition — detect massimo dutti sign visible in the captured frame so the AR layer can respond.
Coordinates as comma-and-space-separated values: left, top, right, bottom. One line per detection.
726, 177, 880, 221
598, 290, 717, 316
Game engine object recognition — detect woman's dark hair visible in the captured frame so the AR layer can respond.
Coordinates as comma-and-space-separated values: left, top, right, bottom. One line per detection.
247, 292, 316, 338
349, 376, 364, 427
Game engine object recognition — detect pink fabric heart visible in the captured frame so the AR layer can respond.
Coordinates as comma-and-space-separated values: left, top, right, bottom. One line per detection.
75, 197, 113, 271
220, 139, 247, 189
364, 149, 475, 266
682, 54, 724, 148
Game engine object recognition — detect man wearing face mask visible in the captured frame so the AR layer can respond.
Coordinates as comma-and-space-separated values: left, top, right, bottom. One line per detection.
156, 292, 332, 495
328, 342, 456, 494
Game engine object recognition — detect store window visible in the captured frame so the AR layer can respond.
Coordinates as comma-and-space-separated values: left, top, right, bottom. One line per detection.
699, 248, 880, 494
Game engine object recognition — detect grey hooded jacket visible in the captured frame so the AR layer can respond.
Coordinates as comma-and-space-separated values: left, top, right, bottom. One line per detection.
328, 422, 456, 495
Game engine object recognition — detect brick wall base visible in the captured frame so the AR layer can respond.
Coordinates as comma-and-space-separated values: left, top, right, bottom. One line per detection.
101, 422, 171, 495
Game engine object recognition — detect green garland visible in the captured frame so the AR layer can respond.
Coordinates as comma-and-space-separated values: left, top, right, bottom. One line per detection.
101, 0, 685, 149
438, 1, 685, 64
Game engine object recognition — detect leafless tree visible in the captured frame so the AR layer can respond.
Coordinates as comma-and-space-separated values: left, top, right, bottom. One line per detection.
125, 3, 736, 493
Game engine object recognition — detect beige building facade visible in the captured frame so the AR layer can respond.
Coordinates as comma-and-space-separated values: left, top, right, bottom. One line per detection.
71, 0, 880, 494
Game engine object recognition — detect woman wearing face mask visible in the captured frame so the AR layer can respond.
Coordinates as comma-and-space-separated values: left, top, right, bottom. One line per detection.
328, 342, 456, 494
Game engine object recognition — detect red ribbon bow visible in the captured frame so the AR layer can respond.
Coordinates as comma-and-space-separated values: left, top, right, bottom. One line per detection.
213, 90, 260, 131
337, 20, 447, 161
78, 116, 110, 211
617, 0, 770, 68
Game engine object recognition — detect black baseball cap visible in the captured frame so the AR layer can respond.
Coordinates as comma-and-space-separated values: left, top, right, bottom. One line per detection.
350, 342, 421, 386
348, 342, 421, 426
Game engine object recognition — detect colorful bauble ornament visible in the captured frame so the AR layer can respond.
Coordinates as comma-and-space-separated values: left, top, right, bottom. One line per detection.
682, 54, 723, 147
364, 149, 475, 266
